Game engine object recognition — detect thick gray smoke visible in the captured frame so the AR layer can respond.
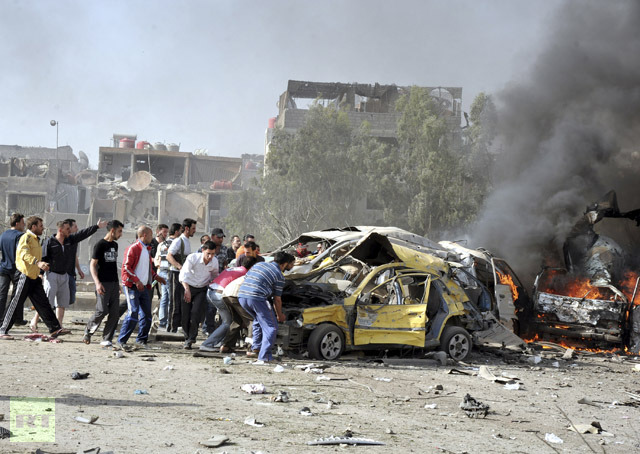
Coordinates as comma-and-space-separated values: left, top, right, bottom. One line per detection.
471, 0, 640, 283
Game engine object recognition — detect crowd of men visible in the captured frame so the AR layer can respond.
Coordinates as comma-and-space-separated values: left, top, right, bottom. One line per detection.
0, 214, 295, 364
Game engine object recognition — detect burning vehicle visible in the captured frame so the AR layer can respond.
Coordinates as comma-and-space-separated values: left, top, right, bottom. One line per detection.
532, 191, 640, 352
276, 232, 526, 361
438, 241, 532, 337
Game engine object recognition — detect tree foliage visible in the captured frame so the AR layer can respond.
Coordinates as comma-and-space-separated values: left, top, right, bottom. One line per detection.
224, 88, 495, 247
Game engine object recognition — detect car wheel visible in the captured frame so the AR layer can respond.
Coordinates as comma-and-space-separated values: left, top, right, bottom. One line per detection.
439, 326, 472, 361
308, 324, 345, 360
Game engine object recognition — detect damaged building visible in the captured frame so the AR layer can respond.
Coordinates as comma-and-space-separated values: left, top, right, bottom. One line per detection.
266, 80, 463, 151
97, 135, 244, 232
1, 136, 259, 269
0, 144, 92, 230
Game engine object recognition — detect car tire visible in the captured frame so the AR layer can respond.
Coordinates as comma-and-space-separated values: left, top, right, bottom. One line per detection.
307, 324, 345, 360
439, 326, 472, 361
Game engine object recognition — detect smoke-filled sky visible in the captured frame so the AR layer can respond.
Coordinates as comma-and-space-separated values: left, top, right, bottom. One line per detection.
471, 0, 640, 281
0, 0, 561, 167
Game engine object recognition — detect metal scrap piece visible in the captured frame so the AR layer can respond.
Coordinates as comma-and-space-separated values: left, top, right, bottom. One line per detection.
307, 436, 385, 446
459, 393, 489, 418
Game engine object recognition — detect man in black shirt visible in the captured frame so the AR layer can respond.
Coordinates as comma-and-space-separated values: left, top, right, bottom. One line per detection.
83, 220, 125, 346
31, 218, 106, 331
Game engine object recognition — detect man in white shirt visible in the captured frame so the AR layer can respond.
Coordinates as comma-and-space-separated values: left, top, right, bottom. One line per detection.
179, 241, 219, 349
166, 218, 196, 333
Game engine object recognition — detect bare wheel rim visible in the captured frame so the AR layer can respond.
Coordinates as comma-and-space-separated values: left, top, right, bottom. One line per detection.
448, 333, 469, 359
319, 331, 342, 359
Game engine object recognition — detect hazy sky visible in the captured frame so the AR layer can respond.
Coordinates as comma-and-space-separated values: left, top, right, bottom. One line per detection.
0, 0, 561, 167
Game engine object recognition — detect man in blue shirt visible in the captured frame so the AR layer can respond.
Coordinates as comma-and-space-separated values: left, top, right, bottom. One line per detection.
238, 251, 295, 364
0, 213, 25, 324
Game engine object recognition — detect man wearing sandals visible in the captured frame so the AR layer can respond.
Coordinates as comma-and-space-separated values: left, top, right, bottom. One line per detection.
0, 216, 70, 339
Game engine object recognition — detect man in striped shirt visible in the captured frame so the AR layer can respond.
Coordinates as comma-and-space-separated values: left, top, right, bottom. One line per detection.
238, 251, 295, 364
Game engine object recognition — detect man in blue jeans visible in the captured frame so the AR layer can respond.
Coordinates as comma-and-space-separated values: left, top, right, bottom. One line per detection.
199, 256, 257, 352
117, 226, 166, 350
238, 252, 295, 364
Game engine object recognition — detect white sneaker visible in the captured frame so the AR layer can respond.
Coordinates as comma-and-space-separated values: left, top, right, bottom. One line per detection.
100, 340, 113, 347
252, 360, 266, 366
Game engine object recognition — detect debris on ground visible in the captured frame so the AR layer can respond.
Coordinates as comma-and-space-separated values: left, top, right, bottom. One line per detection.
71, 371, 90, 380
241, 383, 266, 394
112, 351, 124, 358
307, 435, 385, 446
544, 433, 563, 444
243, 416, 265, 427
273, 365, 285, 373
271, 391, 290, 403
425, 351, 448, 366
199, 434, 229, 448
568, 421, 613, 436
424, 404, 438, 409
460, 394, 489, 418
75, 416, 99, 424
133, 389, 148, 395
577, 397, 602, 408
299, 407, 313, 416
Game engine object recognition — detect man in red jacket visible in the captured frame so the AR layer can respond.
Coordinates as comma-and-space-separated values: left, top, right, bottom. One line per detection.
116, 226, 166, 350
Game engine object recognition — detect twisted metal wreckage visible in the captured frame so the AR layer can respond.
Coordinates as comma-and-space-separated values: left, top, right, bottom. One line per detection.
272, 226, 529, 361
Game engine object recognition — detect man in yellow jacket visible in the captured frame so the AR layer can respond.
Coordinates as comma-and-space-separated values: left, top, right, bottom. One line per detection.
0, 216, 70, 339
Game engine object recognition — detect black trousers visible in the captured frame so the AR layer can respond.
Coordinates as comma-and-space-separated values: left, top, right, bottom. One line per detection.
181, 285, 208, 343
0, 271, 24, 324
85, 282, 127, 341
0, 273, 61, 335
168, 271, 183, 332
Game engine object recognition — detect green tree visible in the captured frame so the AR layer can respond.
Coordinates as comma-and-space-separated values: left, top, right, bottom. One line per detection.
354, 87, 473, 236
225, 103, 374, 246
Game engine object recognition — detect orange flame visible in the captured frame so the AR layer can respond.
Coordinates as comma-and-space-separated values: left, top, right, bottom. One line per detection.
618, 271, 640, 306
497, 271, 519, 301
538, 269, 611, 300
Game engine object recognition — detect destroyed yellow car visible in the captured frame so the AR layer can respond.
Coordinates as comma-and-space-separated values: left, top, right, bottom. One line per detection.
277, 233, 523, 360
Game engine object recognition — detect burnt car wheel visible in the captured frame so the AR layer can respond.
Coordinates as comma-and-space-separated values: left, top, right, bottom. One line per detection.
439, 326, 472, 361
308, 324, 345, 360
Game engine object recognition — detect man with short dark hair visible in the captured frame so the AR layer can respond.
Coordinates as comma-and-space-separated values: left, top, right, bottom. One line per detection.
166, 218, 196, 332
235, 234, 255, 259
197, 235, 210, 253
0, 216, 69, 339
32, 218, 106, 330
155, 222, 181, 329
64, 219, 87, 308
229, 235, 241, 261
200, 255, 257, 353
236, 241, 264, 264
238, 251, 295, 364
117, 225, 166, 350
83, 220, 125, 346
202, 228, 232, 335
179, 240, 219, 349
0, 213, 25, 324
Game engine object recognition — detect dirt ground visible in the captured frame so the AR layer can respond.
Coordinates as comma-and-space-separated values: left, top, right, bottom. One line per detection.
1, 309, 640, 454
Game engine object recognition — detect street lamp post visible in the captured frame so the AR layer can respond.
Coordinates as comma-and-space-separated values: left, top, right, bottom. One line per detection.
50, 120, 58, 161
